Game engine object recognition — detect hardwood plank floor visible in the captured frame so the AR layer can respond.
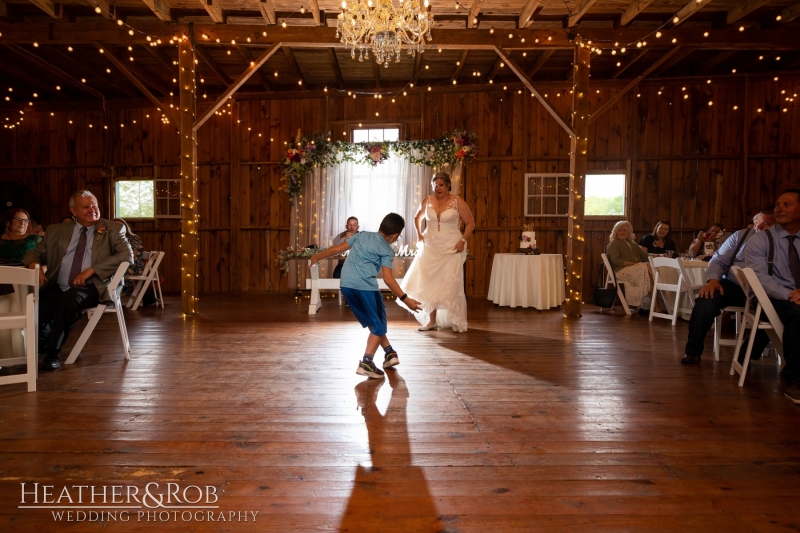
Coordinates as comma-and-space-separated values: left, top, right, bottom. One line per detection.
0, 294, 798, 532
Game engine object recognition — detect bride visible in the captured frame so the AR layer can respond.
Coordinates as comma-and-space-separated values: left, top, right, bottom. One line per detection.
398, 172, 475, 332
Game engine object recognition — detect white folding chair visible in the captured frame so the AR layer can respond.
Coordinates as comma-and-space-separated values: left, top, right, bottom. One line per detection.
648, 257, 693, 325
126, 251, 165, 310
729, 267, 784, 387
0, 265, 39, 392
65, 262, 131, 364
600, 253, 631, 315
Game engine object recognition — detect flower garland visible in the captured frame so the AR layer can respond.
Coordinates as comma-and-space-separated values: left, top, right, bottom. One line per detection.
279, 129, 478, 201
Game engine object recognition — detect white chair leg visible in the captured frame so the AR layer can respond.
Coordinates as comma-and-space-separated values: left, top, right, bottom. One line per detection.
126, 279, 145, 308
65, 306, 105, 364
713, 315, 721, 361
648, 284, 658, 322
130, 278, 153, 311
155, 276, 164, 308
25, 305, 37, 392
115, 306, 131, 359
737, 328, 759, 387
618, 286, 631, 315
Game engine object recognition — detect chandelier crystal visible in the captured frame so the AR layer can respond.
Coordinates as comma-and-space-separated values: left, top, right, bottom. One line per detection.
337, 0, 433, 67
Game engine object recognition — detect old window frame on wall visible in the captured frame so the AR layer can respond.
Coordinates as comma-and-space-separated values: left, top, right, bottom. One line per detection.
524, 173, 571, 217
584, 166, 631, 220
113, 177, 181, 220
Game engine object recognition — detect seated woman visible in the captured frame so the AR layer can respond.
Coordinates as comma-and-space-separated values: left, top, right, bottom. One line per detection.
113, 218, 146, 295
688, 223, 724, 257
0, 208, 41, 265
606, 220, 655, 309
639, 220, 676, 255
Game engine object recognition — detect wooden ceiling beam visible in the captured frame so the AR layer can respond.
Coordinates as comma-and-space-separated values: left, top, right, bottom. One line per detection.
194, 45, 232, 86
411, 51, 423, 85
467, 0, 484, 28
372, 60, 381, 89
3, 24, 800, 50
493, 46, 574, 136
619, 0, 654, 27
328, 48, 345, 89
779, 2, 800, 22
486, 57, 503, 81
5, 44, 104, 99
612, 49, 647, 78
309, 0, 323, 26
567, 0, 598, 27
88, 0, 116, 20
726, 0, 769, 24
518, 0, 541, 28
527, 49, 554, 77
27, 0, 62, 19
194, 43, 281, 130
94, 42, 179, 122
142, 44, 175, 72
199, 0, 224, 23
450, 50, 469, 83
282, 47, 305, 89
589, 46, 684, 124
648, 46, 696, 77
258, 0, 277, 24
0, 58, 70, 100
236, 45, 272, 91
671, 0, 712, 27
693, 50, 737, 72
140, 0, 172, 22
48, 47, 140, 98
0, 1, 7, 20
98, 46, 172, 95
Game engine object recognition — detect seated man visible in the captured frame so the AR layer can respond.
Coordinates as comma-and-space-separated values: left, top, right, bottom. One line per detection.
23, 190, 133, 371
681, 207, 775, 365
744, 189, 800, 404
332, 216, 359, 279
688, 223, 725, 257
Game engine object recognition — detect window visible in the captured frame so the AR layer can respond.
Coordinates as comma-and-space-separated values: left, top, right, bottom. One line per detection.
525, 173, 570, 217
352, 127, 400, 143
585, 172, 626, 217
115, 179, 181, 219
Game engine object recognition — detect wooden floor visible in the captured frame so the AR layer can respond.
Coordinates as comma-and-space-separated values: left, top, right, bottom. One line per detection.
1, 294, 799, 532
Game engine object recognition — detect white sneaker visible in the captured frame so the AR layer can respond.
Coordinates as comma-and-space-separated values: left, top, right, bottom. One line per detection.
418, 323, 437, 331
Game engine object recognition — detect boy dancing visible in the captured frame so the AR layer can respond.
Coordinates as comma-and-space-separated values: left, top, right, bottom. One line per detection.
310, 213, 422, 379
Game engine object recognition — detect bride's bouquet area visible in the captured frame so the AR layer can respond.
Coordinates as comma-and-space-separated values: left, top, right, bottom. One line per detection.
279, 129, 478, 201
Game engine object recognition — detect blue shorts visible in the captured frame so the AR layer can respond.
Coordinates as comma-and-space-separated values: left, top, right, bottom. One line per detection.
340, 287, 387, 337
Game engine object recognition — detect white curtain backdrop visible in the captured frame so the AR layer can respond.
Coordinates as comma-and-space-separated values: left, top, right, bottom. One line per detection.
290, 155, 463, 288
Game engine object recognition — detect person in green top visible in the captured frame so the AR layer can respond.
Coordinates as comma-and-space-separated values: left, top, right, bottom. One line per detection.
606, 220, 655, 308
0, 208, 41, 264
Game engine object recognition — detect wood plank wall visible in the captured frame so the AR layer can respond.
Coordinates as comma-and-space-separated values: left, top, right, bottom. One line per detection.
1, 74, 798, 301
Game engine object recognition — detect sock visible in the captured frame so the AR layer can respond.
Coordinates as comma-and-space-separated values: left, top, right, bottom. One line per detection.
363, 355, 374, 364
383, 345, 394, 354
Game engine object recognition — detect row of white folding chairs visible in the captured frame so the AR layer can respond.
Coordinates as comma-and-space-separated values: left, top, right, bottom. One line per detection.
126, 251, 165, 310
0, 262, 132, 392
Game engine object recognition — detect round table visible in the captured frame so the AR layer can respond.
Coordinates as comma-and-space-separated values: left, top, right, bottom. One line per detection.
487, 253, 565, 310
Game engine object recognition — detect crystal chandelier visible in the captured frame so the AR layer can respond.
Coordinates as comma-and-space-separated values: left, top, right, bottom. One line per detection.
336, 0, 433, 67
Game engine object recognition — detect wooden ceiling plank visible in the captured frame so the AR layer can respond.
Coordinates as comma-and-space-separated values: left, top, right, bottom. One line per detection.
411, 51, 423, 85
199, 0, 224, 23
99, 46, 172, 95
141, 0, 172, 22
195, 45, 233, 86
694, 50, 737, 72
94, 42, 178, 122
142, 44, 175, 72
467, 0, 484, 28
518, 0, 541, 28
672, 0, 713, 27
486, 57, 503, 81
612, 49, 648, 78
648, 46, 696, 77
780, 2, 800, 22
48, 47, 140, 98
258, 0, 276, 24
282, 46, 305, 89
328, 48, 345, 90
27, 0, 61, 19
309, 0, 323, 26
726, 0, 769, 24
373, 60, 381, 89
450, 50, 469, 83
0, 58, 70, 100
590, 46, 684, 124
194, 43, 281, 130
619, 0, 654, 27
527, 49, 554, 77
88, 0, 116, 20
0, 1, 7, 20
493, 46, 574, 136
567, 0, 598, 27
5, 44, 104, 99
236, 45, 272, 91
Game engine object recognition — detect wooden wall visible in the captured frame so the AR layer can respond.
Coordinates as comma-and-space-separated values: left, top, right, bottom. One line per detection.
1, 73, 797, 302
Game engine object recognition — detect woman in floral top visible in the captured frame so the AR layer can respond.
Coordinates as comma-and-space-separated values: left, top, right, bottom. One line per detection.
113, 218, 146, 294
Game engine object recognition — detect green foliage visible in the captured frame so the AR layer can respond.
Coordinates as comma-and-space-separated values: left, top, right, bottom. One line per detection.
585, 195, 624, 216
116, 181, 154, 218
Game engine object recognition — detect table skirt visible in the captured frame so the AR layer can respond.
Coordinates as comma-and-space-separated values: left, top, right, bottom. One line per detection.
487, 254, 565, 310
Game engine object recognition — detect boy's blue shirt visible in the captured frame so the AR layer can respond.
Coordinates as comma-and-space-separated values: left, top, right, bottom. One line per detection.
340, 231, 395, 291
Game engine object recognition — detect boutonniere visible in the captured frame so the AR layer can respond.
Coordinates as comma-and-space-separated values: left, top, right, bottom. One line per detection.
95, 226, 107, 241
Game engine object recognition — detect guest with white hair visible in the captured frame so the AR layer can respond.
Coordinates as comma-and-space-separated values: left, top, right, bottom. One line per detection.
606, 220, 655, 309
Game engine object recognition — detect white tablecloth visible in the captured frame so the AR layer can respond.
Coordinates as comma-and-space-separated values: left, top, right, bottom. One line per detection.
487, 254, 565, 310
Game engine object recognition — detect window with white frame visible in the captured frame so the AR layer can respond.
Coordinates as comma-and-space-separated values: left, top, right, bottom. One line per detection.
524, 173, 570, 217
115, 179, 181, 219
585, 172, 626, 217
349, 127, 402, 232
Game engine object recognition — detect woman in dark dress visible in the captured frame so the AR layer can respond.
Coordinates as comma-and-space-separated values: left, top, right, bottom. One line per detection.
0, 208, 41, 264
638, 220, 676, 255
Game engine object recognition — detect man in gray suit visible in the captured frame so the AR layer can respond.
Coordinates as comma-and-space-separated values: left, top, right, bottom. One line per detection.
23, 190, 133, 370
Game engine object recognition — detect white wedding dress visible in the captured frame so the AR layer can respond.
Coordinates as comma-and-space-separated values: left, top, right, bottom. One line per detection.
398, 196, 468, 332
